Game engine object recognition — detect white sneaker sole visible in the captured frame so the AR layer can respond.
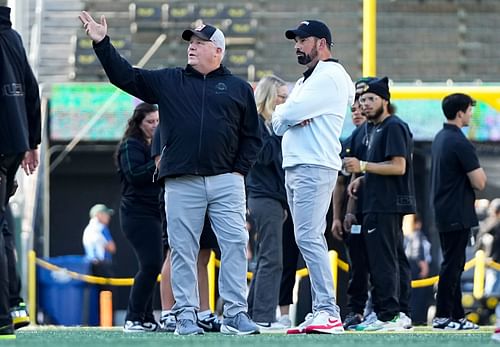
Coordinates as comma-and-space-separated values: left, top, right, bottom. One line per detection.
173, 330, 204, 336
306, 327, 344, 334
220, 324, 259, 335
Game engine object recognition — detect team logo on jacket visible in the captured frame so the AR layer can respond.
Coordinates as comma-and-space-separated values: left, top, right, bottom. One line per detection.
215, 82, 227, 94
2, 83, 24, 96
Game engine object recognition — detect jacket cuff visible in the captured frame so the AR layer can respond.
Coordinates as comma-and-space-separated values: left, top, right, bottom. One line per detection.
92, 35, 110, 49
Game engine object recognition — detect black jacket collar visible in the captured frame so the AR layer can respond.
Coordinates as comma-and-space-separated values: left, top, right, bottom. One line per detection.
185, 64, 231, 78
302, 58, 339, 81
0, 6, 12, 32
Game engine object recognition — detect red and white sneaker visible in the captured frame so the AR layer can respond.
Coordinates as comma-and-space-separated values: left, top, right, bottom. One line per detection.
305, 311, 344, 334
286, 313, 314, 334
492, 327, 500, 342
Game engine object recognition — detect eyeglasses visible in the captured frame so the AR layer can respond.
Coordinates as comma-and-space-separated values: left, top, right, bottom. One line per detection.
358, 95, 380, 104
277, 94, 288, 100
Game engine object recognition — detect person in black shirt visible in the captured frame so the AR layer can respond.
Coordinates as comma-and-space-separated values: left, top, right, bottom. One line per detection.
344, 77, 415, 331
80, 12, 261, 336
332, 78, 372, 330
246, 75, 288, 329
430, 93, 486, 330
116, 103, 162, 333
0, 5, 41, 339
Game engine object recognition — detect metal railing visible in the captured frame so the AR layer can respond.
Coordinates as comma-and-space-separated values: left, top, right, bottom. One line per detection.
29, 249, 492, 325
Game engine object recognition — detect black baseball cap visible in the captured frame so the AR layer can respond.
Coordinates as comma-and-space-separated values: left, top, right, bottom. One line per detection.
285, 20, 333, 46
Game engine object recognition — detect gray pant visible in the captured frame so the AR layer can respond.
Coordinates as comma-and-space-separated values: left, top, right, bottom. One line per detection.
247, 197, 285, 322
164, 173, 248, 321
285, 165, 340, 316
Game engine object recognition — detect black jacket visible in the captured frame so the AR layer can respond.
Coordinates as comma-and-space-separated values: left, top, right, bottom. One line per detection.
117, 136, 160, 216
94, 36, 262, 179
0, 6, 41, 154
245, 115, 286, 207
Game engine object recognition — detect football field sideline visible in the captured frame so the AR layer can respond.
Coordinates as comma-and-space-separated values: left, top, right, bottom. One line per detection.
6, 326, 495, 347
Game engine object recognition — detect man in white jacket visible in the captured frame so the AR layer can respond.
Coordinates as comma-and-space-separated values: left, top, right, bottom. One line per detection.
272, 19, 354, 335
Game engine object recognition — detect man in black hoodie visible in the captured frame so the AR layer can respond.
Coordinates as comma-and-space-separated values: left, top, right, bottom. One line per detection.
0, 5, 41, 339
79, 12, 261, 335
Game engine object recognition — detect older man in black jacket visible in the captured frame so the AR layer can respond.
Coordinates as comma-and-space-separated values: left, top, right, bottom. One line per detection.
0, 6, 41, 339
79, 11, 262, 335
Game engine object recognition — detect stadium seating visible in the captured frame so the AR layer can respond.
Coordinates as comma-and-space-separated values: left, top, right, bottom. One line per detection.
22, 0, 500, 84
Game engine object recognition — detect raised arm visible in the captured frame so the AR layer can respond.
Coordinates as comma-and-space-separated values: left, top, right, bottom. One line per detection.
78, 11, 158, 104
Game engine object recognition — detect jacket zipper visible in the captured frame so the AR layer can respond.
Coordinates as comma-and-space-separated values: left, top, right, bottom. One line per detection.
152, 145, 167, 182
196, 75, 207, 175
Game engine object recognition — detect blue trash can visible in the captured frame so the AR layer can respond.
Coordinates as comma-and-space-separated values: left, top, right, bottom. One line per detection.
37, 255, 99, 326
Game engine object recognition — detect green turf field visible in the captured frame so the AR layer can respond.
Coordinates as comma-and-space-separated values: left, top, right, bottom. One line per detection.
4, 327, 496, 347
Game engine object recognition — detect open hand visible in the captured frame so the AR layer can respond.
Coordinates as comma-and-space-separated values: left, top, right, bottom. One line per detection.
78, 11, 107, 43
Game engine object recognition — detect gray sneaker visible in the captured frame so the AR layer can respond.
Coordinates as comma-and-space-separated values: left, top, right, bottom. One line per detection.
221, 312, 260, 335
174, 319, 204, 336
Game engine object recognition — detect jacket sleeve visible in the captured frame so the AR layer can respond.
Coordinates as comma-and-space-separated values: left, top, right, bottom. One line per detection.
233, 86, 263, 175
118, 138, 156, 186
93, 36, 159, 104
257, 128, 282, 166
273, 72, 354, 132
24, 57, 41, 149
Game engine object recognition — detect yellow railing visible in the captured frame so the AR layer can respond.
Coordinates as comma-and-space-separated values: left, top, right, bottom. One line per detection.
30, 249, 494, 318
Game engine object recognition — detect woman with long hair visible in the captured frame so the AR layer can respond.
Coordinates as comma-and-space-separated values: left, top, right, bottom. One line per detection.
246, 75, 289, 329
116, 102, 162, 332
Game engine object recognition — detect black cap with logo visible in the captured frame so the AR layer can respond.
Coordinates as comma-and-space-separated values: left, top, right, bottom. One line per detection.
285, 20, 333, 46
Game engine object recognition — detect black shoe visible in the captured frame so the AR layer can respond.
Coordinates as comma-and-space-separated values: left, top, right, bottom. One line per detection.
0, 324, 15, 340
433, 317, 478, 330
197, 313, 221, 332
343, 312, 363, 330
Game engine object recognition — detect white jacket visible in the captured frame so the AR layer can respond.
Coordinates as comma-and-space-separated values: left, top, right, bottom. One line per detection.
272, 60, 354, 170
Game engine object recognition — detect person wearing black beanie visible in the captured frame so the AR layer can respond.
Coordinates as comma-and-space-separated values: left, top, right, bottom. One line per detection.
344, 76, 416, 331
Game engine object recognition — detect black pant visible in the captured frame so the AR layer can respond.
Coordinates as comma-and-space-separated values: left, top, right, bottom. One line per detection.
435, 229, 469, 319
363, 213, 402, 321
2, 220, 22, 308
397, 225, 412, 316
0, 154, 24, 326
120, 210, 163, 322
345, 233, 369, 315
279, 209, 298, 306
247, 197, 284, 322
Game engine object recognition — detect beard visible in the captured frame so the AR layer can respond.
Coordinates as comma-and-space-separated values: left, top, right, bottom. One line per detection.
366, 104, 384, 122
296, 46, 318, 65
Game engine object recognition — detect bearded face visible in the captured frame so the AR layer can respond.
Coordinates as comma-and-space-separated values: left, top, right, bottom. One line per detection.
296, 45, 318, 65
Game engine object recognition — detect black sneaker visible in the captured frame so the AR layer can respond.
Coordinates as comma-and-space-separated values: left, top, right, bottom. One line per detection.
197, 312, 221, 332
343, 312, 363, 330
123, 320, 159, 333
456, 318, 479, 330
0, 324, 15, 340
432, 317, 461, 330
433, 317, 479, 330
